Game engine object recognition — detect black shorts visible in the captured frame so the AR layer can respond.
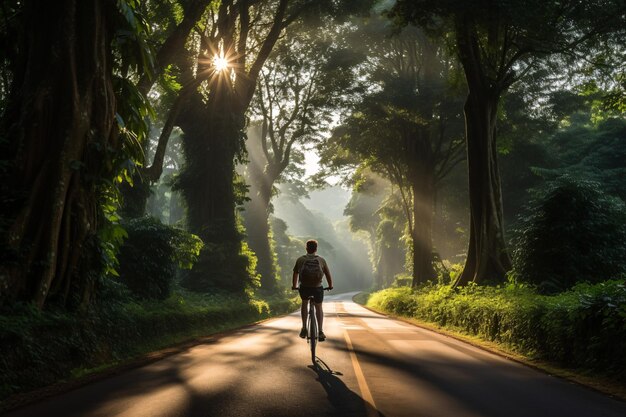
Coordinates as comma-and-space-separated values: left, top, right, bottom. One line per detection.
298, 286, 324, 304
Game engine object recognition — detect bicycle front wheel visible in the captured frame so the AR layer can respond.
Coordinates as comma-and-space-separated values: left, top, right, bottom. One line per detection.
308, 309, 317, 365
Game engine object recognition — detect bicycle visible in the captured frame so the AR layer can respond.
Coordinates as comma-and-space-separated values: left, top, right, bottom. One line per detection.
306, 294, 318, 365
300, 287, 331, 365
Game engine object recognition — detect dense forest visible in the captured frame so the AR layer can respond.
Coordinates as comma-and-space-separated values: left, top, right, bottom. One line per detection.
0, 0, 625, 404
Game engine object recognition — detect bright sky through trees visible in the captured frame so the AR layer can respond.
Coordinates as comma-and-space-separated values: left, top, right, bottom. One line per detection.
303, 149, 321, 178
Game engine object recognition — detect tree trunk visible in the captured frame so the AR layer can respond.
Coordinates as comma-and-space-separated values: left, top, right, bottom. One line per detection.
408, 36, 438, 287
177, 91, 252, 292
243, 159, 280, 293
0, 0, 116, 309
376, 227, 404, 288
453, 18, 512, 286
119, 172, 151, 218
371, 226, 384, 289
243, 182, 278, 293
454, 90, 511, 286
169, 190, 184, 225
410, 163, 436, 286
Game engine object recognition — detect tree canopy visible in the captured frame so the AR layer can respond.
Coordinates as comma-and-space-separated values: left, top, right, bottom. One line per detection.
0, 0, 624, 311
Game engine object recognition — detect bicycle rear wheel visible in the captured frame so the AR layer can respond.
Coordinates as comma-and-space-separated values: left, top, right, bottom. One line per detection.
308, 303, 317, 364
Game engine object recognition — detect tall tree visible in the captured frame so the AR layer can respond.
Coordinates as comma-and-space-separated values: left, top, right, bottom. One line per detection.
320, 23, 465, 286
343, 171, 406, 288
146, 0, 372, 292
0, 0, 152, 309
243, 21, 363, 292
119, 0, 216, 217
172, 0, 303, 292
391, 0, 626, 286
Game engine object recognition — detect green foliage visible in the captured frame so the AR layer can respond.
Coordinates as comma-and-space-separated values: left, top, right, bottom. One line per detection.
599, 71, 626, 114
110, 0, 155, 183
392, 273, 413, 288
181, 238, 260, 294
512, 176, 626, 293
344, 173, 386, 233
233, 172, 251, 207
98, 188, 129, 278
117, 216, 202, 300
342, 171, 410, 289
118, 175, 152, 218
270, 217, 305, 287
247, 18, 366, 201
390, 0, 625, 78
433, 260, 463, 286
318, 20, 465, 187
367, 280, 626, 376
114, 0, 155, 79
240, 239, 261, 290
541, 117, 626, 201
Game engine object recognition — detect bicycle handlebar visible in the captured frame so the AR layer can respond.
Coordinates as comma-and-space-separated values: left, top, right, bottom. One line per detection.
292, 286, 333, 291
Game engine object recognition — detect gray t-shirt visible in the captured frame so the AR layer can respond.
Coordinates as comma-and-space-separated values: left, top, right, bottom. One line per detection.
293, 254, 328, 287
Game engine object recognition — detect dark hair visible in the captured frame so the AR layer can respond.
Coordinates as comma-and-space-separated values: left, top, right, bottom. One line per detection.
306, 239, 318, 253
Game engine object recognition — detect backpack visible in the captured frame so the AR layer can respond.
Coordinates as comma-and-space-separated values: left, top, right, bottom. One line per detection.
299, 256, 324, 286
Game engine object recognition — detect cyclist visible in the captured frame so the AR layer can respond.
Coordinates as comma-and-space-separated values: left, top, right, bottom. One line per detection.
292, 239, 333, 341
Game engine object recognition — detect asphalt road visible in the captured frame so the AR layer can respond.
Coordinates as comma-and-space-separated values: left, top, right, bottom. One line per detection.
5, 292, 626, 417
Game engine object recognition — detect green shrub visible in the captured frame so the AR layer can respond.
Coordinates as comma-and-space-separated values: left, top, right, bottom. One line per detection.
542, 281, 626, 369
512, 176, 626, 293
392, 273, 412, 287
366, 281, 626, 376
117, 217, 202, 300
180, 239, 260, 293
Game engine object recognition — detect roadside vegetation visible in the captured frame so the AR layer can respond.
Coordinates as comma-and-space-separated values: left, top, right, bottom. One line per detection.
0, 214, 297, 404
363, 281, 626, 381
0, 283, 298, 402
359, 172, 626, 391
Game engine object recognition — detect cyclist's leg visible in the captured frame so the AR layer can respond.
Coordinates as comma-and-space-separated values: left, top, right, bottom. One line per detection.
300, 299, 307, 328
315, 302, 323, 332
297, 288, 309, 338
297, 288, 308, 328
313, 286, 325, 332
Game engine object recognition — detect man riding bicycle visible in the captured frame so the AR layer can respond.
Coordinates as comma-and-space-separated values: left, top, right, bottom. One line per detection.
292, 239, 333, 341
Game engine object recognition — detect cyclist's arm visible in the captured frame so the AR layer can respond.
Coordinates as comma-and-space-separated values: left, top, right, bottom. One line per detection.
292, 271, 299, 290
322, 265, 333, 289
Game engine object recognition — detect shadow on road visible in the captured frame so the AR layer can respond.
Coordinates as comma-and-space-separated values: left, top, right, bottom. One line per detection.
308, 358, 382, 417
342, 323, 626, 417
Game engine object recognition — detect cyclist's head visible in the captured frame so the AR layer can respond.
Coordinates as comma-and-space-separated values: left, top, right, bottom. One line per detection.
306, 239, 318, 254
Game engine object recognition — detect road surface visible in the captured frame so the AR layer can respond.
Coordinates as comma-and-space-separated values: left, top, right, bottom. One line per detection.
5, 292, 626, 417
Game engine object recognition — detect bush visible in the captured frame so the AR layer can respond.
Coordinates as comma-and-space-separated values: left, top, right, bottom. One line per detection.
392, 273, 413, 287
117, 217, 202, 300
366, 281, 626, 377
512, 176, 626, 293
179, 215, 260, 294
